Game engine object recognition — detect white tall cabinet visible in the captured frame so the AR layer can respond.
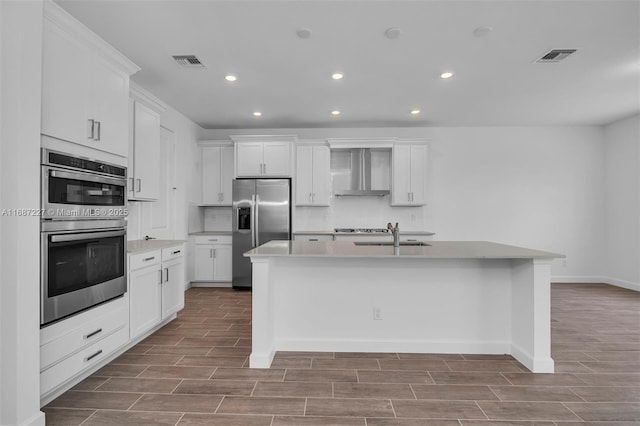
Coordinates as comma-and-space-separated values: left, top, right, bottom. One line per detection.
201, 143, 234, 206
392, 141, 428, 206
41, 1, 139, 157
296, 144, 331, 206
128, 84, 165, 201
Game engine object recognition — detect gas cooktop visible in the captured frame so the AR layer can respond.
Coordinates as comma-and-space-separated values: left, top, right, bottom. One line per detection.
334, 228, 389, 233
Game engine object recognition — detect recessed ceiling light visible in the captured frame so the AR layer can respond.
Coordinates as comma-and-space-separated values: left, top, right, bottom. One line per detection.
296, 28, 312, 39
332, 73, 344, 80
440, 72, 453, 79
331, 110, 341, 116
253, 112, 262, 117
473, 26, 493, 37
411, 109, 421, 115
225, 75, 237, 82
385, 27, 402, 39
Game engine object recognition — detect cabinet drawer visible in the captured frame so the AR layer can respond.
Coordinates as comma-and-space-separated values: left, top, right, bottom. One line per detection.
162, 245, 185, 262
194, 235, 232, 245
40, 300, 128, 370
41, 326, 129, 396
129, 249, 161, 270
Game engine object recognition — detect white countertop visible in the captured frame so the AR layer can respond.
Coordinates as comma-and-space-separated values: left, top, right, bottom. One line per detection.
244, 240, 564, 259
127, 239, 186, 254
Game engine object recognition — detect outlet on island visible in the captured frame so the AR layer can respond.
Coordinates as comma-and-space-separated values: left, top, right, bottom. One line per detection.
373, 306, 383, 320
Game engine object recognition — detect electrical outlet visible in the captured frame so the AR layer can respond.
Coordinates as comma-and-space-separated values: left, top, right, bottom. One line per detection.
373, 306, 383, 320
411, 214, 416, 221
562, 259, 567, 267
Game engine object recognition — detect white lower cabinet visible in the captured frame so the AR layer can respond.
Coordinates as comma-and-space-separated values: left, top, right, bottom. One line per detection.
40, 294, 129, 398
129, 244, 185, 339
192, 235, 232, 282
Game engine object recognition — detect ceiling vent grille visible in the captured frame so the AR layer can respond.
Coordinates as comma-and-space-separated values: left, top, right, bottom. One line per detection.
171, 55, 206, 68
535, 49, 577, 63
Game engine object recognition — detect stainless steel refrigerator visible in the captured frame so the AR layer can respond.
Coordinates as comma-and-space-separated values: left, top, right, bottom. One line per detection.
232, 178, 291, 289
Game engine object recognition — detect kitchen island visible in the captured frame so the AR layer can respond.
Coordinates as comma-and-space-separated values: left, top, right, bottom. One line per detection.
245, 240, 563, 373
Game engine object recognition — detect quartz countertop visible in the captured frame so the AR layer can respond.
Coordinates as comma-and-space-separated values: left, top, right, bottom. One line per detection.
245, 240, 564, 259
189, 231, 232, 236
127, 239, 186, 254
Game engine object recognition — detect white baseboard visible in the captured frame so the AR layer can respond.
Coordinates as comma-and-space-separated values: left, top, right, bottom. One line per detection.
190, 282, 232, 288
275, 338, 511, 355
510, 342, 554, 373
599, 276, 640, 292
551, 275, 639, 292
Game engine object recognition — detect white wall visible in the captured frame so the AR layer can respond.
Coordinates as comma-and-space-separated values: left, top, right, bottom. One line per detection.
603, 114, 640, 290
203, 126, 605, 279
0, 1, 46, 424
127, 105, 203, 241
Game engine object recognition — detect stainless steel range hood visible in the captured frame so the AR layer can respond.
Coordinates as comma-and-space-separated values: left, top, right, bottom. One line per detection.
334, 148, 390, 196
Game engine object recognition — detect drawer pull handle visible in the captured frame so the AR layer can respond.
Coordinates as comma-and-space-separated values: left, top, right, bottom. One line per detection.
143, 256, 155, 261
208, 239, 218, 242
85, 349, 103, 362
84, 328, 102, 339
172, 250, 181, 254
309, 239, 318, 241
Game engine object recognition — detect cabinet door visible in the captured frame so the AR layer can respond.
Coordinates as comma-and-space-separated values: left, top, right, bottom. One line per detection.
202, 147, 222, 205
91, 58, 129, 157
220, 146, 234, 205
41, 20, 92, 146
263, 143, 291, 176
129, 266, 161, 339
391, 144, 412, 206
194, 245, 215, 281
213, 245, 233, 281
409, 145, 427, 206
295, 146, 314, 205
236, 143, 263, 177
162, 259, 185, 318
132, 101, 160, 200
311, 146, 331, 206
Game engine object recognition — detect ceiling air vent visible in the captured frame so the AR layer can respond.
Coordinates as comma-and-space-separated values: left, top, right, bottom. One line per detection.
535, 49, 577, 63
171, 55, 206, 68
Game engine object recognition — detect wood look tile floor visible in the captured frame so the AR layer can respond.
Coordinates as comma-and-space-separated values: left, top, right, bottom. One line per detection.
45, 284, 640, 425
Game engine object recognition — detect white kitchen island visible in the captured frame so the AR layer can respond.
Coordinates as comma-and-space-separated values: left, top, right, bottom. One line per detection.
245, 240, 563, 373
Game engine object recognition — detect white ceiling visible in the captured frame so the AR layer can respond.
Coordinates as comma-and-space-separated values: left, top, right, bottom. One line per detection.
56, 0, 639, 129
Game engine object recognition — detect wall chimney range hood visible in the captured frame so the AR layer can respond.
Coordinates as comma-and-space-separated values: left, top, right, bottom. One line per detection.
334, 148, 390, 196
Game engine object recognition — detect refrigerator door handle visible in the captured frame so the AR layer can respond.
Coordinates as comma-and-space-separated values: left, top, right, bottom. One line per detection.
254, 194, 260, 246
250, 194, 256, 247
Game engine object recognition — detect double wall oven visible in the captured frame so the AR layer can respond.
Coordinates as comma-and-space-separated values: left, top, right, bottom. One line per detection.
41, 149, 128, 326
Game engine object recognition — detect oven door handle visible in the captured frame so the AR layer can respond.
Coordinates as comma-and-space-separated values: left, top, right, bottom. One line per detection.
49, 169, 126, 187
50, 229, 126, 243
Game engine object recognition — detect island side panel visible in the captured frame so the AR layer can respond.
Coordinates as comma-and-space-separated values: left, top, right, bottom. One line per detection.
249, 257, 276, 368
267, 257, 514, 355
510, 258, 555, 373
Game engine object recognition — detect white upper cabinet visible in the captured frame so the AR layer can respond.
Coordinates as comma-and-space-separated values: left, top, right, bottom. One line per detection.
392, 142, 428, 206
41, 2, 139, 157
201, 144, 234, 205
296, 145, 330, 206
128, 84, 166, 201
231, 135, 295, 177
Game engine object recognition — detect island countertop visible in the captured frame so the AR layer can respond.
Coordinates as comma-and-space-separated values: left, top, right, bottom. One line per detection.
244, 240, 564, 259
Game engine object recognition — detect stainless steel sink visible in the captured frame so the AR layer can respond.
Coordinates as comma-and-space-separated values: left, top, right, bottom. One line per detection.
354, 241, 431, 247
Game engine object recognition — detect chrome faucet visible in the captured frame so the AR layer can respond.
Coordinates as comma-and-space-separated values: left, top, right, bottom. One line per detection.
387, 222, 400, 248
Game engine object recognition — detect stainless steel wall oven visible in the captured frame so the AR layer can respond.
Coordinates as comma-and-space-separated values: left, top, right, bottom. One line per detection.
40, 149, 128, 326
